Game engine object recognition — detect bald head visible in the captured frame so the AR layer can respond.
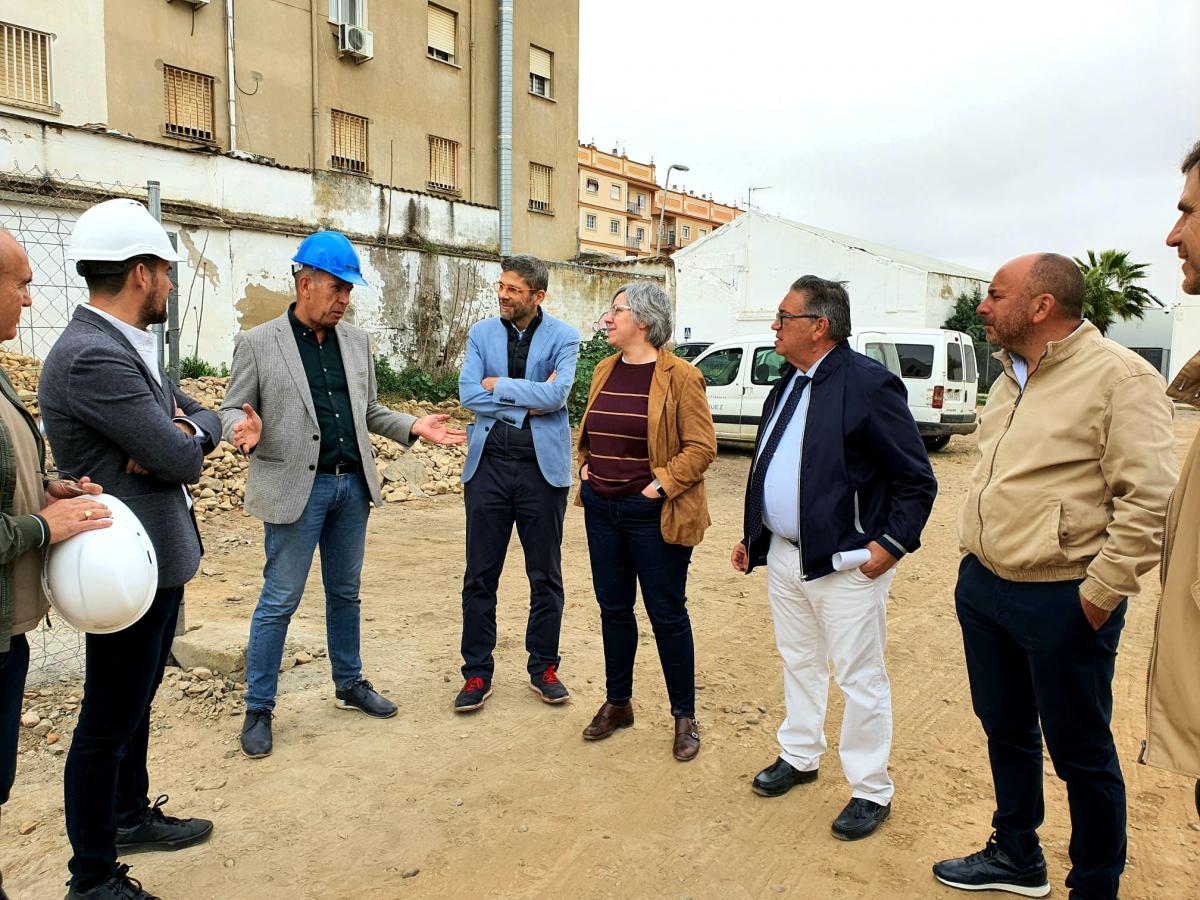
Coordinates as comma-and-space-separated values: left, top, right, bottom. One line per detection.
0, 229, 32, 342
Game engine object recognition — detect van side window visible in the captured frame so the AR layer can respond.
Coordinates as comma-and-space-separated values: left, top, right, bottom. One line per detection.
696, 348, 743, 386
946, 342, 964, 382
896, 343, 934, 379
751, 347, 786, 385
964, 344, 977, 382
864, 343, 887, 365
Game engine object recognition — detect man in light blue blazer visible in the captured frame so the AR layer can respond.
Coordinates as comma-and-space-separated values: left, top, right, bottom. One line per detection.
455, 255, 579, 712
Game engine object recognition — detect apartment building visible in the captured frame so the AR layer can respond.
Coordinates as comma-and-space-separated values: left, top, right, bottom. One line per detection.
0, 0, 578, 258
577, 143, 741, 258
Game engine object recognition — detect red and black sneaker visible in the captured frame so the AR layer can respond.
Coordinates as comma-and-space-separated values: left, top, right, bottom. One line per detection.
454, 676, 492, 713
529, 664, 570, 704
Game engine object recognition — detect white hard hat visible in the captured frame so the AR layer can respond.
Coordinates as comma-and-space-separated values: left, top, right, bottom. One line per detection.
43, 494, 158, 634
66, 198, 182, 266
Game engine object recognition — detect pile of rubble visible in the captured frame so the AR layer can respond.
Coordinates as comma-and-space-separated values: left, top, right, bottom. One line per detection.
17, 687, 78, 756
179, 377, 469, 519
159, 665, 247, 721
0, 353, 472, 521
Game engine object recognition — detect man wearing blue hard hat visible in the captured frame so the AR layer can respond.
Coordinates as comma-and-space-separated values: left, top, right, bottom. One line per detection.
220, 231, 464, 759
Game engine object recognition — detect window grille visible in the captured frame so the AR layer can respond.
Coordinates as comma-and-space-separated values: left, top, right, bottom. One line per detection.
331, 109, 369, 174
0, 21, 53, 110
529, 163, 552, 212
428, 135, 459, 192
163, 64, 215, 142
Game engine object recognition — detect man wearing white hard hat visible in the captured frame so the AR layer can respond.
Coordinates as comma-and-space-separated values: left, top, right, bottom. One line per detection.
39, 199, 222, 900
220, 231, 464, 759
0, 228, 113, 900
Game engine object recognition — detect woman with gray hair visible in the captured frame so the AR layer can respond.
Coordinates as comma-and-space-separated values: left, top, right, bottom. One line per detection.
574, 282, 717, 761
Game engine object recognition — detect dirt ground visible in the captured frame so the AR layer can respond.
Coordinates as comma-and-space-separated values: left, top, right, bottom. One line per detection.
5, 410, 1200, 900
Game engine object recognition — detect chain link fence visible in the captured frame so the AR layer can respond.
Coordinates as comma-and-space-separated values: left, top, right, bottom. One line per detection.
0, 164, 152, 685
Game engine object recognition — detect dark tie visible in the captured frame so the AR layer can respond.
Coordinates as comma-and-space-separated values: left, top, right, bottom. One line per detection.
744, 374, 811, 544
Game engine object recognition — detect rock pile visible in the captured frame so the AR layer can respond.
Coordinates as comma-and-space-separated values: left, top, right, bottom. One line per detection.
1, 350, 42, 415
17, 687, 78, 756
159, 665, 247, 721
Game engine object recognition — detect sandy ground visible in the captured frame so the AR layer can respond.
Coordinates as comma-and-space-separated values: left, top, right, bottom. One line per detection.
4, 410, 1200, 899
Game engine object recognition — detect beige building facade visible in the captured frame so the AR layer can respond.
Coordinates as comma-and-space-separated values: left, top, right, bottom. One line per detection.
0, 0, 578, 259
577, 143, 741, 258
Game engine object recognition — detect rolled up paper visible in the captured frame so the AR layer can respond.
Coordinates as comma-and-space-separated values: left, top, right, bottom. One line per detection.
831, 548, 872, 572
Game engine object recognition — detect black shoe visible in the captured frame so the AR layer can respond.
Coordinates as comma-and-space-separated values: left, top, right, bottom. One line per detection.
831, 797, 890, 840
455, 676, 492, 712
752, 756, 818, 797
529, 664, 570, 704
114, 795, 213, 854
65, 864, 160, 899
932, 834, 1050, 897
335, 679, 397, 718
241, 709, 273, 759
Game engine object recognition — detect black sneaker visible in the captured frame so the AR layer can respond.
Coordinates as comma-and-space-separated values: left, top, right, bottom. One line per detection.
114, 795, 213, 854
932, 834, 1050, 897
830, 797, 890, 841
65, 864, 160, 899
241, 709, 273, 759
529, 664, 570, 704
455, 676, 492, 712
334, 679, 397, 718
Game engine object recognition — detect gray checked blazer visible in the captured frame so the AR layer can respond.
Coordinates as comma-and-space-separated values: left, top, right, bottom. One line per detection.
218, 310, 416, 525
39, 307, 222, 589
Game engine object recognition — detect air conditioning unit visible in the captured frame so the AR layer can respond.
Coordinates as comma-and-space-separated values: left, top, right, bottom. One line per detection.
339, 24, 374, 62
169, 0, 211, 7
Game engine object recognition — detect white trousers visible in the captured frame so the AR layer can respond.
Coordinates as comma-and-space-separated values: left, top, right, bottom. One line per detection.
766, 534, 895, 804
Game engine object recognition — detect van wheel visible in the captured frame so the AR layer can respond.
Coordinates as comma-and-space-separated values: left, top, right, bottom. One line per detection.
922, 435, 951, 452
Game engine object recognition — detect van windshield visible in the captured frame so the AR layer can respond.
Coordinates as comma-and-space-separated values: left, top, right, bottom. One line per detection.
896, 343, 934, 379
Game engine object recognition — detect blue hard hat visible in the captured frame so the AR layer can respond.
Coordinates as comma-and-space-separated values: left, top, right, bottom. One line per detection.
291, 231, 367, 286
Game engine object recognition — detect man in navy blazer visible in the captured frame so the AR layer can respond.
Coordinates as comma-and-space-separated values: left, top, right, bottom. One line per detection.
731, 275, 936, 842
455, 255, 579, 712
39, 199, 221, 899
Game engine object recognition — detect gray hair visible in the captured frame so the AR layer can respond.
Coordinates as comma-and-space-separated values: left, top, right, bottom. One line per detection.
615, 281, 674, 348
789, 274, 851, 343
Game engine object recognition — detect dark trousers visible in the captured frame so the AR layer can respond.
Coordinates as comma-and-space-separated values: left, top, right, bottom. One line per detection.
1, 633, 30, 807
461, 454, 568, 680
581, 481, 696, 718
955, 554, 1126, 900
64, 585, 182, 890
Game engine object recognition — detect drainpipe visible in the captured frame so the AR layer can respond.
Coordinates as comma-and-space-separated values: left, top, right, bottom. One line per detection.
224, 0, 237, 153
498, 2, 513, 256
310, 0, 320, 170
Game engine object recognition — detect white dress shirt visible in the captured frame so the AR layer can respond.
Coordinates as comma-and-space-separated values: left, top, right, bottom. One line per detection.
758, 348, 833, 542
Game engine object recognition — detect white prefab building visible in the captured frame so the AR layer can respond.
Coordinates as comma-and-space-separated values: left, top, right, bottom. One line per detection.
672, 211, 990, 344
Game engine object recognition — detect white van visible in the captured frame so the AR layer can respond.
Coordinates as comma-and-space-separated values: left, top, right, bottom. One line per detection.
691, 331, 903, 444
888, 328, 979, 451
691, 328, 977, 450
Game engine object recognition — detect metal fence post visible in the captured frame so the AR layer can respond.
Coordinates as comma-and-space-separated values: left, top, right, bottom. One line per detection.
146, 180, 166, 370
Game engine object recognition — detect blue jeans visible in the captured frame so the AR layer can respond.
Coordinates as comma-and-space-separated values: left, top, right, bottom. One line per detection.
245, 473, 371, 712
581, 481, 695, 717
956, 554, 1126, 900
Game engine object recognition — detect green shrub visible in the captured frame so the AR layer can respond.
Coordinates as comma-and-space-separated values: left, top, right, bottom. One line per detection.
567, 331, 615, 426
179, 355, 228, 379
375, 356, 458, 403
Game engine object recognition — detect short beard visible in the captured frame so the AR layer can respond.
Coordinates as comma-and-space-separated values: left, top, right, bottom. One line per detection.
136, 271, 168, 329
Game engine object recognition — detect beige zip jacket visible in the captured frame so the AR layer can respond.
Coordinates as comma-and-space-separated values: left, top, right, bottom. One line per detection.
1144, 350, 1200, 778
958, 320, 1177, 610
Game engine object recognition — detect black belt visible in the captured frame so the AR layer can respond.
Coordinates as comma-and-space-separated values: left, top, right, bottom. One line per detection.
317, 460, 360, 475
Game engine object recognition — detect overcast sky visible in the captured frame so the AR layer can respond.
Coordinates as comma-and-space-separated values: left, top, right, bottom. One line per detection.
579, 0, 1199, 304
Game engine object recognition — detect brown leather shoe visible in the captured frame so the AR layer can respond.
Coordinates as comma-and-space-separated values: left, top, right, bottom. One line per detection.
673, 716, 700, 761
582, 701, 634, 740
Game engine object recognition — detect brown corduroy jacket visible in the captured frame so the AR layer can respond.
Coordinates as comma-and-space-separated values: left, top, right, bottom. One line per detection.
1144, 349, 1200, 778
576, 351, 717, 546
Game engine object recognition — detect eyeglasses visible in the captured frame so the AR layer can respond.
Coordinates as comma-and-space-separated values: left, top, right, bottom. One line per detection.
773, 311, 824, 327
606, 304, 632, 317
493, 281, 533, 297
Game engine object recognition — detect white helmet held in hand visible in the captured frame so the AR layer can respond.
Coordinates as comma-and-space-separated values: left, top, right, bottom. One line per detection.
66, 198, 182, 273
43, 494, 158, 634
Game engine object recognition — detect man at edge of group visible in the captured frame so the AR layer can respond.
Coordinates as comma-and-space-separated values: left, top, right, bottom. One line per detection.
933, 252, 1176, 900
40, 199, 223, 900
455, 255, 579, 712
221, 231, 464, 760
731, 275, 936, 842
1144, 138, 1200, 821
0, 228, 114, 900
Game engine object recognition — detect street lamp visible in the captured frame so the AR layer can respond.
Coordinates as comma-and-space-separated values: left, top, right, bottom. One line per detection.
656, 163, 689, 256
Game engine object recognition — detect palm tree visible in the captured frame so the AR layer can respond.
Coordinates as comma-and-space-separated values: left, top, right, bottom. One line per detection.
1073, 250, 1159, 335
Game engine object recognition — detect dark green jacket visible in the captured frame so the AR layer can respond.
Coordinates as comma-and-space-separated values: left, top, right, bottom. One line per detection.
0, 367, 49, 645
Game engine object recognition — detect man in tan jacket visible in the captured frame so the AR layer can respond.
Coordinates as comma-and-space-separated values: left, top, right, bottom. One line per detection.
932, 253, 1177, 900
1144, 138, 1200, 817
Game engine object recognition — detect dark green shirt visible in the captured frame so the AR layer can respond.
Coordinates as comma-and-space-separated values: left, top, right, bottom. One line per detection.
288, 304, 361, 469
